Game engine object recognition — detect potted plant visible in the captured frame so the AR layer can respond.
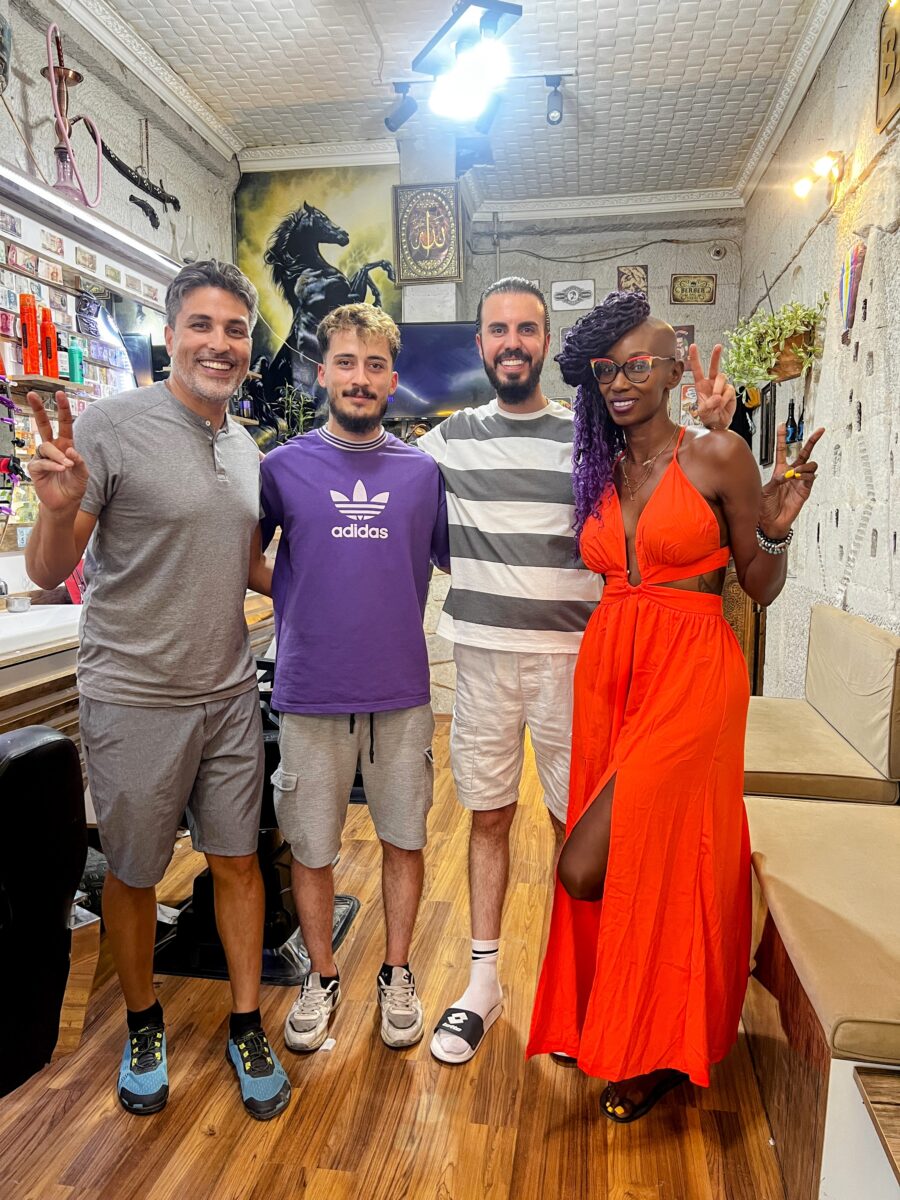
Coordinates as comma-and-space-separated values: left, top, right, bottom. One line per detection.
722, 296, 828, 390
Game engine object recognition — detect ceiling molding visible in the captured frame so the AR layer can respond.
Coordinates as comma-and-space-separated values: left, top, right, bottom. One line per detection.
470, 189, 744, 222
238, 141, 400, 172
736, 0, 855, 201
56, 0, 241, 161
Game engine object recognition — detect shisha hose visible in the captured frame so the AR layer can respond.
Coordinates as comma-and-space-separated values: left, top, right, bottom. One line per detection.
46, 23, 102, 208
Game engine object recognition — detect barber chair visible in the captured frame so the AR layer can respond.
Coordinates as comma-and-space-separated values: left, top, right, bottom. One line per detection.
153, 660, 359, 986
0, 726, 87, 1095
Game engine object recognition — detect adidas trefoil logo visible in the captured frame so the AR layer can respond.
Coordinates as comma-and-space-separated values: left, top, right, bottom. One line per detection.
330, 480, 390, 540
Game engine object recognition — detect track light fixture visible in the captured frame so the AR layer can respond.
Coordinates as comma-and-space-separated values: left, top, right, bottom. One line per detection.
384, 83, 418, 133
546, 75, 563, 126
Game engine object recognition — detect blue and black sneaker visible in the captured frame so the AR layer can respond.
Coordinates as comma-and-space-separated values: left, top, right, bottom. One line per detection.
226, 1028, 291, 1121
117, 1024, 168, 1115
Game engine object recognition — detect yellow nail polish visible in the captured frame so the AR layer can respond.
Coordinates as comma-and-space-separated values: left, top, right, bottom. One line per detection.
784, 469, 797, 480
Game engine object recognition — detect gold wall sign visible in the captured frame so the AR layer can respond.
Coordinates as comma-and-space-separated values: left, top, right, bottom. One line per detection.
670, 274, 717, 305
878, 3, 900, 132
392, 182, 462, 284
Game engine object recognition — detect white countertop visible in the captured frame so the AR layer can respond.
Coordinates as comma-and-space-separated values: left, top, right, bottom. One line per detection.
0, 605, 81, 659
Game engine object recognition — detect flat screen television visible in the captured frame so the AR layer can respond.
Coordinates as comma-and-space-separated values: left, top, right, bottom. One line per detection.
387, 321, 494, 420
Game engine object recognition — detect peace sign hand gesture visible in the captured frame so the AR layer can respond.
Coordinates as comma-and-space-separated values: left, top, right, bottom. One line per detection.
759, 423, 824, 540
25, 390, 90, 512
688, 343, 736, 432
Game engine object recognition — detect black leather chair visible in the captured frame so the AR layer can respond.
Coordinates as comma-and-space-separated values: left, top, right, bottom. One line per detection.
0, 726, 87, 1095
153, 662, 359, 985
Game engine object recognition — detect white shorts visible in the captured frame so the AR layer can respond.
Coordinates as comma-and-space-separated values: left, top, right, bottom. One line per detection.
450, 644, 576, 822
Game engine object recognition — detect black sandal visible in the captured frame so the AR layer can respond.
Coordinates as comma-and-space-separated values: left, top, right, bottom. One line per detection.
601, 1071, 688, 1124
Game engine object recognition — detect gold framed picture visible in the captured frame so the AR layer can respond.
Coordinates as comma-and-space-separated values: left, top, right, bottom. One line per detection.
670, 274, 717, 305
392, 182, 462, 285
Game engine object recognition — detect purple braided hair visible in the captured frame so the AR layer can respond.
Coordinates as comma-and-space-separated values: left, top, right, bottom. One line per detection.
556, 290, 652, 543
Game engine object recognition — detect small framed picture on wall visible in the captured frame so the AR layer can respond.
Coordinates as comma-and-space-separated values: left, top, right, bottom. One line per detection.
672, 324, 694, 368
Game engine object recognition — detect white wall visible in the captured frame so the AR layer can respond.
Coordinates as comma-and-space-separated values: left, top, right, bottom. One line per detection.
460, 219, 744, 399
740, 0, 900, 697
0, 0, 237, 262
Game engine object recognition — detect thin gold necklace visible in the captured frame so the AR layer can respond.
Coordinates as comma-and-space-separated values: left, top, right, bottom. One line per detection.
619, 426, 678, 501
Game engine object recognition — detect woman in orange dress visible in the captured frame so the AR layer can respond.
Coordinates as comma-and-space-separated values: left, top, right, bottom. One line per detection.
526, 291, 822, 1122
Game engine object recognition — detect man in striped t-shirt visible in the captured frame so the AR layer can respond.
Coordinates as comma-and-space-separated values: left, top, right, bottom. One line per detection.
419, 278, 600, 1064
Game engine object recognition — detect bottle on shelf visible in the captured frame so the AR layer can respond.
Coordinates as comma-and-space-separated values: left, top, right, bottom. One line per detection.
68, 342, 84, 384
18, 294, 39, 375
797, 402, 805, 443
785, 399, 798, 445
39, 308, 61, 378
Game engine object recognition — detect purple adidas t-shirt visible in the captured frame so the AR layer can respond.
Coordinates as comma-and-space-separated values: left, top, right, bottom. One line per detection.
260, 427, 449, 714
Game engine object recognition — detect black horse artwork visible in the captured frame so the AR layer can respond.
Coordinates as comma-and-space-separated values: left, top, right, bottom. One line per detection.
261, 202, 396, 405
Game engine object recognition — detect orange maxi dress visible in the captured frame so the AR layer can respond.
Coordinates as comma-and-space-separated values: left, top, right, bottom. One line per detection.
527, 431, 752, 1087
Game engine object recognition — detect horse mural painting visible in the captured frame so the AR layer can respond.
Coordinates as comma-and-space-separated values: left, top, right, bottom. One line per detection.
261, 201, 396, 406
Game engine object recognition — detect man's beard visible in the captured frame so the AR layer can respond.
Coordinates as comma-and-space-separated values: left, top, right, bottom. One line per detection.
482, 353, 544, 404
328, 389, 388, 435
170, 354, 240, 405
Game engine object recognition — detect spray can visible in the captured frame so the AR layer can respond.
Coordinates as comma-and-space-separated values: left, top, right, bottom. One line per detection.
18, 294, 39, 375
67, 342, 84, 383
39, 308, 60, 378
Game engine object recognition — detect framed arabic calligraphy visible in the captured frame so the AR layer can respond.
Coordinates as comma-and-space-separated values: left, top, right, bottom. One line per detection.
392, 182, 463, 285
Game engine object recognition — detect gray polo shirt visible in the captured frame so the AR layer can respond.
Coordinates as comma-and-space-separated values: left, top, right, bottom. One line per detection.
73, 381, 260, 706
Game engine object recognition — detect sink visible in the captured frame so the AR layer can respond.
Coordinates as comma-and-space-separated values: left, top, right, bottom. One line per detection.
0, 605, 82, 657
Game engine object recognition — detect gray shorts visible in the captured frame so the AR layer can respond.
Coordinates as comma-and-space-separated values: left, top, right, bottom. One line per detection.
273, 704, 435, 868
80, 688, 264, 888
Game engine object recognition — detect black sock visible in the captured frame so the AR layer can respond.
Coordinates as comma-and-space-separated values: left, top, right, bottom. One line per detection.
229, 1008, 262, 1040
318, 972, 339, 988
379, 962, 410, 985
127, 1000, 163, 1032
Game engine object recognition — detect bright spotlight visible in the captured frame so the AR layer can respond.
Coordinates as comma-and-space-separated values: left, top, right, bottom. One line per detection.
793, 178, 813, 198
812, 155, 837, 177
429, 38, 510, 122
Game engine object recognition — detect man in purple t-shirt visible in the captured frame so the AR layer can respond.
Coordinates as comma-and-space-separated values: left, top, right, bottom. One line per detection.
250, 304, 448, 1055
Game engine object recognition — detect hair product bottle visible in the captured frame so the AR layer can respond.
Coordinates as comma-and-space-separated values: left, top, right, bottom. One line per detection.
18, 294, 39, 375
39, 308, 60, 378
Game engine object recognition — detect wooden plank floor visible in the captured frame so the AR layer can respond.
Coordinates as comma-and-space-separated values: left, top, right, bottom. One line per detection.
0, 726, 785, 1200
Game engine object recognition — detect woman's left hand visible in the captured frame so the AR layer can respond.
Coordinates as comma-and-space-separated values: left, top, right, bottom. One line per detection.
759, 423, 824, 539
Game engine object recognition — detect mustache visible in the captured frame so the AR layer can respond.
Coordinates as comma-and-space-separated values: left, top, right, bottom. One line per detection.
341, 388, 377, 400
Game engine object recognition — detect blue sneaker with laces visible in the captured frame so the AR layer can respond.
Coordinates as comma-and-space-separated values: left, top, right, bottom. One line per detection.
117, 1023, 168, 1115
226, 1027, 291, 1120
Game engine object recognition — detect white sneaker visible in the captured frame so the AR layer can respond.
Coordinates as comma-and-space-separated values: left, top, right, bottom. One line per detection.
283, 972, 341, 1053
377, 966, 424, 1048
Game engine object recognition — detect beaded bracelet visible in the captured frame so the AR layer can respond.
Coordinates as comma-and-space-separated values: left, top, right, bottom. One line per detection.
756, 525, 794, 555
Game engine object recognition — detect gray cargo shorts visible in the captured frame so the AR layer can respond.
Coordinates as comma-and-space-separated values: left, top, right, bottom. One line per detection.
273, 704, 435, 868
80, 688, 264, 887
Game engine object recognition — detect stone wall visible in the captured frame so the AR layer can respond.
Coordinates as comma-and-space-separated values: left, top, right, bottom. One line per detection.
0, 0, 237, 261
739, 0, 900, 696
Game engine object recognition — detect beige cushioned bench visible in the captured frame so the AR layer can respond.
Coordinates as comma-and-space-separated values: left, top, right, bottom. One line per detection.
745, 605, 900, 804
746, 796, 900, 1063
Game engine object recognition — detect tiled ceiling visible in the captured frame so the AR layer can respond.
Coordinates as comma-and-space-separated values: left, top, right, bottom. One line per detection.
102, 0, 817, 202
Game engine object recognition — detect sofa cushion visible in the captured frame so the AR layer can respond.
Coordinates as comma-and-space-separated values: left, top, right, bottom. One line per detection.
745, 697, 899, 804
747, 796, 900, 1064
805, 605, 900, 781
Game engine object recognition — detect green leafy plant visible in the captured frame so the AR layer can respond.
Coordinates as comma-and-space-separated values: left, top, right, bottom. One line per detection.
280, 383, 317, 439
722, 295, 828, 390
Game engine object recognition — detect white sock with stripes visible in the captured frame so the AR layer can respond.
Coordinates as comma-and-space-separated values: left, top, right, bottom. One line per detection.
435, 939, 502, 1055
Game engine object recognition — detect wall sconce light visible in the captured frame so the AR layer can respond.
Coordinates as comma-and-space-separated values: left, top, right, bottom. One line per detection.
546, 75, 563, 125
793, 151, 843, 200
384, 83, 418, 132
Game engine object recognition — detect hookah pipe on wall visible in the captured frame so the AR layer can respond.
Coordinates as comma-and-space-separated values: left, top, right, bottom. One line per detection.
43, 23, 102, 207
43, 26, 182, 225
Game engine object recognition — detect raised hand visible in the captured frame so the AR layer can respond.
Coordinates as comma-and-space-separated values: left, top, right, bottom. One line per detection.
688, 343, 736, 431
25, 390, 90, 512
759, 423, 824, 540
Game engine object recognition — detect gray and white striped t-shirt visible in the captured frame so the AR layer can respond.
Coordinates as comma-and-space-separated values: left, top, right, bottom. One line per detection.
417, 399, 601, 653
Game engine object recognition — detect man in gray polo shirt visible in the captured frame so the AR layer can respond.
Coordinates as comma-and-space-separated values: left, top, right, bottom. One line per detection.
25, 260, 291, 1121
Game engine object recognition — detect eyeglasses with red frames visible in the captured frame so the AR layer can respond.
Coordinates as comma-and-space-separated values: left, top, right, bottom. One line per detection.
589, 355, 677, 385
